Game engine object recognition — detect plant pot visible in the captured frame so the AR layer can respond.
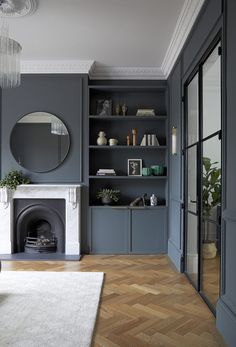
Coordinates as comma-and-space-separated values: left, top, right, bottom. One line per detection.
202, 242, 217, 259
101, 196, 112, 205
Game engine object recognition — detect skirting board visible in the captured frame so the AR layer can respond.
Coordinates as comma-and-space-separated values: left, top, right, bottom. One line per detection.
168, 239, 182, 272
216, 298, 236, 347
0, 253, 81, 261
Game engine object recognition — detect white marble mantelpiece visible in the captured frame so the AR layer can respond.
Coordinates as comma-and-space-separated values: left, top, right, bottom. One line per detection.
0, 184, 81, 256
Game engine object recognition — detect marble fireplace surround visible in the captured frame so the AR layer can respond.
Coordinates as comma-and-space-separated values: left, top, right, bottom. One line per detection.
0, 184, 81, 256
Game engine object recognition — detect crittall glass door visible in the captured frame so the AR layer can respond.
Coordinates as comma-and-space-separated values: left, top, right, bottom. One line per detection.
184, 41, 222, 310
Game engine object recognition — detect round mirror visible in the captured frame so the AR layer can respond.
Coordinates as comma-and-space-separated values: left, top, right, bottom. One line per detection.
10, 112, 70, 173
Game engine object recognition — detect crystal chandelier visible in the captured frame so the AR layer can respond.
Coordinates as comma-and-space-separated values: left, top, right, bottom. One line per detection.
0, 0, 37, 88
0, 20, 21, 88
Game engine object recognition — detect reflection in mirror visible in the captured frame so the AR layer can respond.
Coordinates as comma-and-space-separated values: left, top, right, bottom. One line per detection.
10, 112, 70, 173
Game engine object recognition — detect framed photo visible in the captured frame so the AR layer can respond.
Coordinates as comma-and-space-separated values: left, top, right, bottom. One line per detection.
96, 99, 112, 116
128, 159, 142, 176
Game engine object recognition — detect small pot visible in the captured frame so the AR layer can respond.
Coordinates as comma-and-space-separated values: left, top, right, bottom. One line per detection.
101, 196, 112, 205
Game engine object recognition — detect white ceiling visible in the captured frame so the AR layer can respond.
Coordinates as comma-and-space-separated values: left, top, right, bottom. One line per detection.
5, 0, 205, 79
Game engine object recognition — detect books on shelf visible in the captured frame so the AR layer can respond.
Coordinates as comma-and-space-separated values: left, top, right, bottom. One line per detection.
96, 169, 116, 176
136, 109, 155, 117
140, 134, 160, 146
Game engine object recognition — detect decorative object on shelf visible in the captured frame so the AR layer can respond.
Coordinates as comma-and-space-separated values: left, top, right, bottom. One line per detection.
109, 138, 118, 146
142, 167, 152, 176
97, 131, 107, 146
121, 104, 128, 116
136, 109, 155, 117
130, 193, 147, 207
96, 188, 120, 205
140, 134, 160, 146
0, 170, 30, 191
150, 194, 158, 206
115, 104, 121, 116
132, 128, 137, 146
128, 159, 142, 176
171, 126, 177, 155
126, 134, 130, 146
96, 169, 116, 176
151, 165, 165, 176
97, 99, 112, 116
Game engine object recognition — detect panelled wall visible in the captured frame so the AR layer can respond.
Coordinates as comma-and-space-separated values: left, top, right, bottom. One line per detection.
216, 0, 236, 345
168, 0, 236, 345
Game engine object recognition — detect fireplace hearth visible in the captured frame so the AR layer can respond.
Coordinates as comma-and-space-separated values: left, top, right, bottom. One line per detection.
0, 184, 81, 259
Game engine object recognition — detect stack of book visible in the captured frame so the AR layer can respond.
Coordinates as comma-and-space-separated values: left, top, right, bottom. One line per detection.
96, 169, 116, 176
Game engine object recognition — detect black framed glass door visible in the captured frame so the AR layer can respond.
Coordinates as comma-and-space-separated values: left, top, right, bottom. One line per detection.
184, 41, 222, 311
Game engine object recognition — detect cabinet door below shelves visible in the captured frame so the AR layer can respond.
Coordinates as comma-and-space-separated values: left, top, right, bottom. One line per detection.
90, 207, 129, 254
131, 209, 167, 253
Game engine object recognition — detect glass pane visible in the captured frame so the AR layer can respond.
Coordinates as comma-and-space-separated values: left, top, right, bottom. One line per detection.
203, 43, 221, 138
186, 213, 199, 287
187, 146, 197, 213
187, 74, 199, 146
202, 135, 221, 306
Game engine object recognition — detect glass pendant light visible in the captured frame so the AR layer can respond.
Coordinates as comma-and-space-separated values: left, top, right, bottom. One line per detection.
0, 0, 37, 88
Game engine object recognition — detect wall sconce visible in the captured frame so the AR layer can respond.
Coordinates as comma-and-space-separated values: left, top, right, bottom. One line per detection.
172, 126, 177, 155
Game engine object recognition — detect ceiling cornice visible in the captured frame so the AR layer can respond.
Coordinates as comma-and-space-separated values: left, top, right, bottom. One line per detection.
161, 0, 205, 78
89, 65, 165, 80
20, 0, 205, 80
21, 60, 95, 74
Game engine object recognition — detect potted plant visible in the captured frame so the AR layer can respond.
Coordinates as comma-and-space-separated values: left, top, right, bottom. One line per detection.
0, 170, 30, 190
202, 157, 221, 259
96, 188, 120, 205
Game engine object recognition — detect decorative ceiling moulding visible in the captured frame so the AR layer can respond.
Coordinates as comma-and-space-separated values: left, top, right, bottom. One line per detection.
161, 0, 205, 78
0, 0, 37, 17
21, 60, 95, 74
89, 65, 165, 80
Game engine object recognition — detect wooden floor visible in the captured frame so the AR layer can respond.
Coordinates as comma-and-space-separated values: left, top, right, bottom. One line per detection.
1, 255, 227, 347
202, 255, 220, 307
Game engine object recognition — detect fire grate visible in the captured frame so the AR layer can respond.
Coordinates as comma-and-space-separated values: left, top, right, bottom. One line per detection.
24, 235, 57, 254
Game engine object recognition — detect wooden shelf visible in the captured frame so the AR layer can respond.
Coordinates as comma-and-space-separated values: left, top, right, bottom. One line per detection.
89, 175, 167, 180
88, 85, 167, 92
89, 145, 167, 149
89, 115, 167, 120
89, 205, 167, 209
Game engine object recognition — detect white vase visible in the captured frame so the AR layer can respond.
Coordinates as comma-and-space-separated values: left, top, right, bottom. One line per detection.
97, 131, 107, 146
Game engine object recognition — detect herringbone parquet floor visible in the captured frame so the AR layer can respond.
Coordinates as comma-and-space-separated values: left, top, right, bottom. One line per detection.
1, 255, 227, 347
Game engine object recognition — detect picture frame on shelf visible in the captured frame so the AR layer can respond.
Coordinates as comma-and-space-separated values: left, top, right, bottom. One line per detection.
96, 99, 112, 116
128, 159, 142, 176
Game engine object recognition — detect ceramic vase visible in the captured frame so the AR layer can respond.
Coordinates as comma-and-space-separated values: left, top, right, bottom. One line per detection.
97, 131, 107, 146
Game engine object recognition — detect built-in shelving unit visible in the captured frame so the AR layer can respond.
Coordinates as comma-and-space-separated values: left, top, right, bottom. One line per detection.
88, 81, 168, 254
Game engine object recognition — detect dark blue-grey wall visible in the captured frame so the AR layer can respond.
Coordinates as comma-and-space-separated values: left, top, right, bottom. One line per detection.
1, 74, 87, 183
168, 60, 183, 270
216, 1, 236, 346
168, 0, 236, 345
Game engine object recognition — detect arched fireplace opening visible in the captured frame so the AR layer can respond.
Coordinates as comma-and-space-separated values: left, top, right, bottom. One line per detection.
14, 199, 65, 254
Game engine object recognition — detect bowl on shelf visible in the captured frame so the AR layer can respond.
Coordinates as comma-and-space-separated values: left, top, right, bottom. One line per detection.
151, 165, 165, 176
142, 167, 152, 176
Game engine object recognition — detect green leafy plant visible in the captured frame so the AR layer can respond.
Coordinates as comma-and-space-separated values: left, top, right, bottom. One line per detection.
96, 188, 120, 203
202, 157, 221, 218
0, 170, 30, 190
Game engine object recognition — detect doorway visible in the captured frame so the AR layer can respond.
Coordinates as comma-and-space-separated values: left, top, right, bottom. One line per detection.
184, 41, 222, 311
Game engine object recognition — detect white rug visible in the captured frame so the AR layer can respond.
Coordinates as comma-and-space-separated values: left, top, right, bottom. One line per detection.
0, 271, 104, 347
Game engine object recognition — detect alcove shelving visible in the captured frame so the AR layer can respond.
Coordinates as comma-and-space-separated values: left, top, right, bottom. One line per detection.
88, 82, 168, 254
